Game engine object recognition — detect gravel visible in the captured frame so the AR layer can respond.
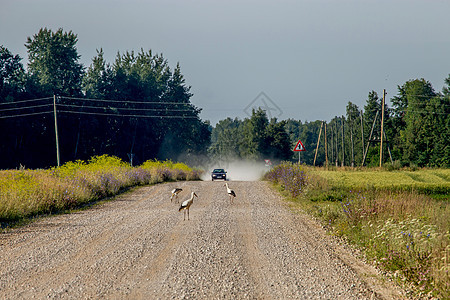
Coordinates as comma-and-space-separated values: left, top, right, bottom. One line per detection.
0, 181, 404, 299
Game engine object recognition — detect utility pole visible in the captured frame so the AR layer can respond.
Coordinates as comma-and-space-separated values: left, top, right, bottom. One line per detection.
53, 95, 60, 167
360, 110, 364, 166
349, 113, 354, 167
299, 126, 301, 164
324, 121, 328, 167
313, 121, 323, 166
341, 116, 345, 167
330, 126, 334, 165
379, 89, 386, 167
335, 120, 338, 167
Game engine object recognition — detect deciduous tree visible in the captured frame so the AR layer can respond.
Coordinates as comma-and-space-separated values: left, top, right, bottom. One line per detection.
0, 45, 26, 102
25, 28, 83, 97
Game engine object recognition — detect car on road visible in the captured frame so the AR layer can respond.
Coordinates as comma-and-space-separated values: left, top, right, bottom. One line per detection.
211, 168, 227, 181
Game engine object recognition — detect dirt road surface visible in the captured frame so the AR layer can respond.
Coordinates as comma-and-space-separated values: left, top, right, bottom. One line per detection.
0, 181, 404, 299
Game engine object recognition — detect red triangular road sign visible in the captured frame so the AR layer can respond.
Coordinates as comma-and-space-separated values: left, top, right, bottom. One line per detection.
293, 139, 305, 152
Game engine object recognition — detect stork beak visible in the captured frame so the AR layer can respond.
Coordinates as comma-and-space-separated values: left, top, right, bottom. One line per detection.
194, 193, 198, 197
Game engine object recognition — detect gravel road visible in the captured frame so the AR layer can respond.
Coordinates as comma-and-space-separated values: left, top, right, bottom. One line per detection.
0, 181, 404, 299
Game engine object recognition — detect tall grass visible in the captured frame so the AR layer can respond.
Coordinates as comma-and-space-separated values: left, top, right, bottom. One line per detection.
265, 165, 449, 299
0, 155, 201, 227
264, 162, 308, 198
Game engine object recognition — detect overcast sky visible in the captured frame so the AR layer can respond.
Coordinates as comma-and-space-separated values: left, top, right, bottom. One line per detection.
1, 0, 450, 125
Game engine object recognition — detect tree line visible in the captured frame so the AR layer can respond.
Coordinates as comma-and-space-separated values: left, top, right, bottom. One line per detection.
208, 108, 292, 163
0, 28, 210, 169
1, 28, 449, 169
209, 77, 449, 168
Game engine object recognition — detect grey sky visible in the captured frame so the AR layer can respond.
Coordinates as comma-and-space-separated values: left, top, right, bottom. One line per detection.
1, 0, 450, 125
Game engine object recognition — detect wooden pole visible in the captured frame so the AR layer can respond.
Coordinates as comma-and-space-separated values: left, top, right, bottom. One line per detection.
335, 120, 338, 166
53, 95, 60, 167
330, 125, 334, 165
324, 121, 328, 168
349, 113, 354, 167
313, 121, 323, 166
341, 116, 345, 167
360, 110, 364, 166
379, 89, 386, 167
299, 126, 301, 164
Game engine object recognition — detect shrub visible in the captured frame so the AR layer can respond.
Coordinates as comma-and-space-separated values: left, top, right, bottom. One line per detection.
264, 162, 308, 198
140, 159, 201, 181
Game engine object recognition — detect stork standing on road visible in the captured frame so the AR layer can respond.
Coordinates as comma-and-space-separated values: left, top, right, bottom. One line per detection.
179, 192, 198, 220
170, 188, 183, 202
224, 183, 236, 203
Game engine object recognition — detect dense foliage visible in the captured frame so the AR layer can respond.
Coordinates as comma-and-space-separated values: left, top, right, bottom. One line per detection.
0, 28, 210, 169
210, 77, 449, 167
208, 108, 293, 162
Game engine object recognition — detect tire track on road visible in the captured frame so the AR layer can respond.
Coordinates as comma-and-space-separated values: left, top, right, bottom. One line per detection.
2, 184, 181, 299
112, 181, 214, 299
233, 182, 275, 299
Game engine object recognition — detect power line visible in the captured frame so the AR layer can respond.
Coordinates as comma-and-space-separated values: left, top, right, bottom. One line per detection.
56, 103, 195, 112
64, 96, 194, 106
1, 96, 447, 120
0, 111, 53, 119
0, 96, 200, 118
58, 110, 199, 119
0, 97, 52, 106
0, 104, 52, 113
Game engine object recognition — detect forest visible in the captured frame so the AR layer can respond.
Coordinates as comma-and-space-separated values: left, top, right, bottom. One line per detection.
210, 79, 449, 168
0, 28, 210, 169
1, 28, 449, 169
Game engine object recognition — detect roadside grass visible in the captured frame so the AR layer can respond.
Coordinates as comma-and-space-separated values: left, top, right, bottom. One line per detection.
0, 155, 201, 228
264, 164, 449, 299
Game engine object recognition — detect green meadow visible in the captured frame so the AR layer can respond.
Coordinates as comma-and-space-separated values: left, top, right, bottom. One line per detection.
265, 164, 449, 299
311, 168, 450, 196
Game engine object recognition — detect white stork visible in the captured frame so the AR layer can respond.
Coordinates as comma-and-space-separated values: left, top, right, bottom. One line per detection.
224, 183, 236, 203
179, 192, 198, 220
170, 188, 183, 202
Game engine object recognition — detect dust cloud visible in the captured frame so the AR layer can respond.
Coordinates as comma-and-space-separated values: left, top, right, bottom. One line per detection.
199, 160, 270, 182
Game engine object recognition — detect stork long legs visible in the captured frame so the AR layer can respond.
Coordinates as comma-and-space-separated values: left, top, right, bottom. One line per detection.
179, 192, 197, 220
